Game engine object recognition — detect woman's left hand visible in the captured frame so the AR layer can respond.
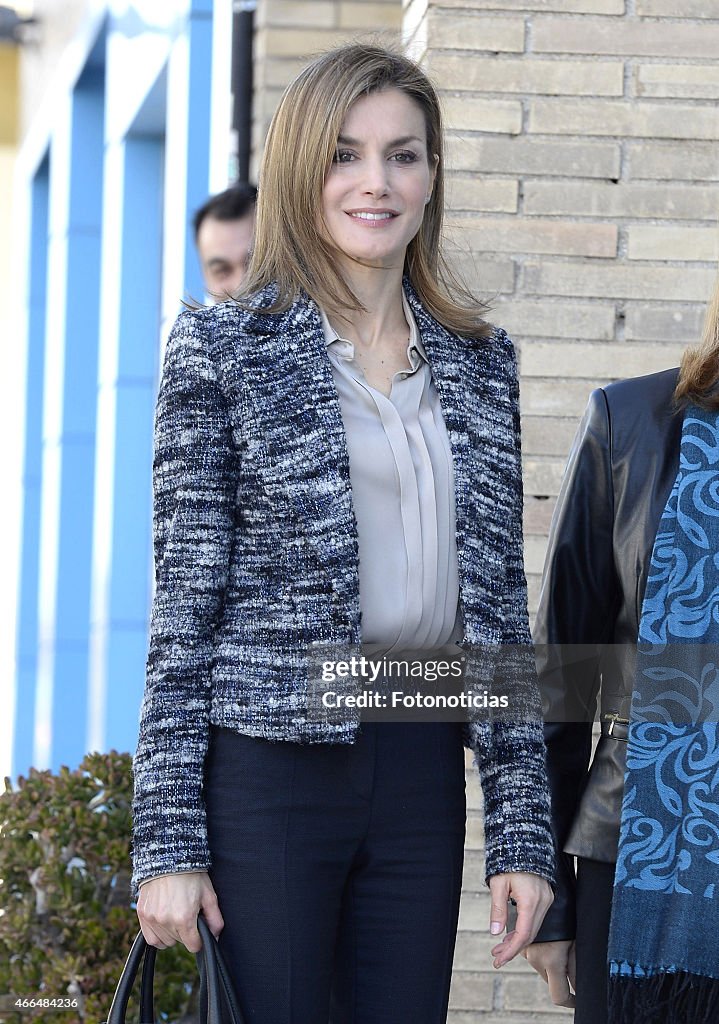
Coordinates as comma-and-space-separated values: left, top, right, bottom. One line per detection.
487, 872, 554, 968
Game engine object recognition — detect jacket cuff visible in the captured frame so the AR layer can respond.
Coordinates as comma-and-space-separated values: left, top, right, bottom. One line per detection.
131, 845, 211, 902
131, 765, 210, 900
471, 724, 556, 888
482, 820, 556, 888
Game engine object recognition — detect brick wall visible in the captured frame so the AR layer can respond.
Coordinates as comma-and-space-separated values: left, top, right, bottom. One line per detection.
404, 0, 719, 616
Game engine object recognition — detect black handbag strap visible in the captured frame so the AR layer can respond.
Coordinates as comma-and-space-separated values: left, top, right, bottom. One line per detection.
140, 942, 156, 1023
210, 921, 245, 1024
104, 916, 244, 1024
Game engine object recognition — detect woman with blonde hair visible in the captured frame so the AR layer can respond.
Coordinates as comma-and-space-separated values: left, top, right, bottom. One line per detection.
526, 271, 719, 1024
132, 42, 555, 1023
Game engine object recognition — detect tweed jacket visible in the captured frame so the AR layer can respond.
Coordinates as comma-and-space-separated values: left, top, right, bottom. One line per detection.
131, 280, 555, 895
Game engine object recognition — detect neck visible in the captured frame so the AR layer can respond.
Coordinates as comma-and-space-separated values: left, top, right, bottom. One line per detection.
329, 260, 408, 349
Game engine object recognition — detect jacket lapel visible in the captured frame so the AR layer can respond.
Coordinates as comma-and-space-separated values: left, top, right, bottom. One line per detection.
403, 291, 472, 581
404, 285, 505, 642
236, 294, 361, 618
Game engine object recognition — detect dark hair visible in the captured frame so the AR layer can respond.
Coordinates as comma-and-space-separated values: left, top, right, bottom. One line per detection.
192, 183, 258, 241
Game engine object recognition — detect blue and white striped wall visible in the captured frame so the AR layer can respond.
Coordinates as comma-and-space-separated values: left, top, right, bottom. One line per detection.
12, 0, 234, 776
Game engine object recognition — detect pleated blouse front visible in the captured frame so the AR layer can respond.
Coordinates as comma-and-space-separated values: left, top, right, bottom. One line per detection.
320, 293, 460, 652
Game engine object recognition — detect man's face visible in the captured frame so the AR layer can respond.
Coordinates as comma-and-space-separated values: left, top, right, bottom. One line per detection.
196, 212, 255, 300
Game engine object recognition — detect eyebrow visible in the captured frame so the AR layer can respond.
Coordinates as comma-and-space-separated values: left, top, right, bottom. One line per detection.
337, 134, 424, 147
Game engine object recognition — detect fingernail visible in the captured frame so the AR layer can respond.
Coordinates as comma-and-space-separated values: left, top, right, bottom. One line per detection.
490, 922, 502, 935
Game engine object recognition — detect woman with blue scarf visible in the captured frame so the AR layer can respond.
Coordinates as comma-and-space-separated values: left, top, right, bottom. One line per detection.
523, 273, 719, 1024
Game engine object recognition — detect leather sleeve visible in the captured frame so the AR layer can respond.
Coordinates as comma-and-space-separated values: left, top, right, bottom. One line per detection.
533, 387, 620, 942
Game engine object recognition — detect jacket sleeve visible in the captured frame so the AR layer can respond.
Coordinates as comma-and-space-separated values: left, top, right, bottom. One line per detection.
533, 387, 619, 942
468, 333, 556, 887
131, 309, 237, 897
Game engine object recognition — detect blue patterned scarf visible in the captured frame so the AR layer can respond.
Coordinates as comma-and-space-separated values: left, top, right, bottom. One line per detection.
607, 405, 719, 1023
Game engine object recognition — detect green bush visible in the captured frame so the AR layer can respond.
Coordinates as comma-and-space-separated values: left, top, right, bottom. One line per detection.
0, 752, 197, 1024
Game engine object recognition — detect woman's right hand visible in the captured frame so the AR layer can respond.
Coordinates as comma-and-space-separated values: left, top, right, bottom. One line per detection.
136, 870, 224, 952
522, 939, 576, 1009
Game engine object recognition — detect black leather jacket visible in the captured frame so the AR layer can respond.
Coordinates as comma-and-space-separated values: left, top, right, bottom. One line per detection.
533, 367, 683, 942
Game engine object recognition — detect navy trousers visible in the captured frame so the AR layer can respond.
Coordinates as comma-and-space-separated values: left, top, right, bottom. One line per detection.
204, 721, 467, 1024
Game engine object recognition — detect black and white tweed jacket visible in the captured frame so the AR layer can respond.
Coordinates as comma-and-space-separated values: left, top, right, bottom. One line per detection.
131, 280, 555, 894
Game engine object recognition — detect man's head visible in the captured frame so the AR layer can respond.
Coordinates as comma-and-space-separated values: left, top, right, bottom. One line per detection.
193, 184, 257, 300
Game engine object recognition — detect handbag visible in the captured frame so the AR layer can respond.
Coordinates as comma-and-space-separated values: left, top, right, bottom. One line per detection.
104, 915, 245, 1024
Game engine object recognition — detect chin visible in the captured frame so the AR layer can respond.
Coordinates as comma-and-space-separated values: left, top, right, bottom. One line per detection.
341, 245, 404, 268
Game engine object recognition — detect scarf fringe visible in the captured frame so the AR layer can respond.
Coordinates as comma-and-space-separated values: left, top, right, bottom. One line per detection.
608, 968, 719, 1024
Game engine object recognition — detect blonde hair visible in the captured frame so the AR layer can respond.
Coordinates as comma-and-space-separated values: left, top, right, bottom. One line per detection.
674, 271, 719, 409
238, 42, 491, 340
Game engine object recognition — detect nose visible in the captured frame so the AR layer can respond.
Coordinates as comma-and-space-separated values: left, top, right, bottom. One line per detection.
360, 155, 390, 197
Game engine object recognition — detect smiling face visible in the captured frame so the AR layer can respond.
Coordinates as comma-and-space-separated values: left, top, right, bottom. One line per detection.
321, 88, 438, 274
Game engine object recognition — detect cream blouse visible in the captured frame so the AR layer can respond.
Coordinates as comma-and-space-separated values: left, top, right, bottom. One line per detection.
320, 293, 461, 652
